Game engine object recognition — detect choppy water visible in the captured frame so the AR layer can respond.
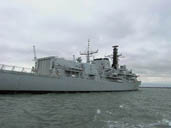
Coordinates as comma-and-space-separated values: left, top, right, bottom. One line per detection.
0, 88, 171, 128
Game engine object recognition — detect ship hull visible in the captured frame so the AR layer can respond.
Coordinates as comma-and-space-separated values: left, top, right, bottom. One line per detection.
0, 70, 140, 92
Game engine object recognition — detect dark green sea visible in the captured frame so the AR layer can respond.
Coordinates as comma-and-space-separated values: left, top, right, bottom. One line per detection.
0, 88, 171, 128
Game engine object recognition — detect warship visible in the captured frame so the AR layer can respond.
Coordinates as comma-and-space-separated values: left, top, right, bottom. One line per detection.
0, 43, 141, 92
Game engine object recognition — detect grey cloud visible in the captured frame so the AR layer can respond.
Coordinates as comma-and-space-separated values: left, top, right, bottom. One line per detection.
0, 0, 171, 82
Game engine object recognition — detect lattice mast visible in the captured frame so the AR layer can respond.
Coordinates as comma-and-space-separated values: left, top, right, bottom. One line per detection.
80, 40, 98, 63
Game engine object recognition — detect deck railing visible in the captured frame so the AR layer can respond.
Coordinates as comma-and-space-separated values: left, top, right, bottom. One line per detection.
0, 64, 32, 73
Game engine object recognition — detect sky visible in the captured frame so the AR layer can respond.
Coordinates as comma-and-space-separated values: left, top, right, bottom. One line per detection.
0, 0, 171, 83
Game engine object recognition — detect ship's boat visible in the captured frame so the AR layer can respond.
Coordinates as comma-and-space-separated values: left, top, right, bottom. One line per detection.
0, 44, 141, 92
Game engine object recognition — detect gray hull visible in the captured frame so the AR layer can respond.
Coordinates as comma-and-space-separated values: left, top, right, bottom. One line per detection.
0, 70, 140, 92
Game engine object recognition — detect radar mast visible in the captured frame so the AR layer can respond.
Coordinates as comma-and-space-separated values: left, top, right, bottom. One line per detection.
105, 45, 122, 69
80, 39, 98, 63
33, 45, 37, 62
112, 45, 123, 69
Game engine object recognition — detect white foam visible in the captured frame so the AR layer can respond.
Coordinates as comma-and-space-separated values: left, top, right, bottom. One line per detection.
119, 105, 124, 108
108, 124, 114, 128
97, 109, 101, 114
162, 119, 171, 126
106, 110, 112, 115
169, 122, 171, 126
103, 120, 118, 123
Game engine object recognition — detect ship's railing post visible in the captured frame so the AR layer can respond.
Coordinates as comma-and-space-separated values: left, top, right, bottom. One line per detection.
0, 64, 4, 70
0, 64, 32, 73
22, 67, 24, 72
12, 66, 15, 71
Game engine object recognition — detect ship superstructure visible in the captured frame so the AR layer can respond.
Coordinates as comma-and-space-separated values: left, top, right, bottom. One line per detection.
0, 44, 141, 92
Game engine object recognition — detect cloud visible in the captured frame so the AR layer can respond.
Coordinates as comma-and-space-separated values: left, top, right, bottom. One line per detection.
0, 0, 171, 82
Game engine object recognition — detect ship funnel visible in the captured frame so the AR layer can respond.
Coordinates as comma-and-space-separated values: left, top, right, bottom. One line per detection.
112, 45, 119, 69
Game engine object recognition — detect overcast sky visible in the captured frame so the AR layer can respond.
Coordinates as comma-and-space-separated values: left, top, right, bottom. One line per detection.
0, 0, 171, 83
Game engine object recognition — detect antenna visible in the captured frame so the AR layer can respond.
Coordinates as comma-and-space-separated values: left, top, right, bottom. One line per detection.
80, 39, 98, 63
73, 55, 76, 62
33, 45, 37, 61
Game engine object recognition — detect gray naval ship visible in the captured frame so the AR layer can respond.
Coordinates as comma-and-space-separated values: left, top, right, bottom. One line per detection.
0, 44, 141, 92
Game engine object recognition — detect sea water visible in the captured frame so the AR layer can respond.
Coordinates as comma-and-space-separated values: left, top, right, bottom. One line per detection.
0, 88, 171, 128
